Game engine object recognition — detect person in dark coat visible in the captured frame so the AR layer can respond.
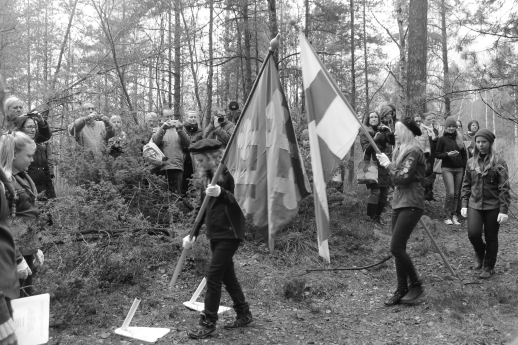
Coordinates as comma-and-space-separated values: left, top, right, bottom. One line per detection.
184, 139, 252, 340
360, 111, 395, 224
421, 112, 439, 201
463, 120, 480, 158
461, 129, 510, 279
435, 117, 468, 225
15, 116, 56, 199
182, 110, 204, 195
376, 117, 426, 306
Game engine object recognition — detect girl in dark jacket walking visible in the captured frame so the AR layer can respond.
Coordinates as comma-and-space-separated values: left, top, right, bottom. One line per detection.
435, 117, 468, 225
376, 117, 426, 306
360, 111, 395, 224
461, 129, 510, 279
183, 139, 251, 340
15, 116, 56, 199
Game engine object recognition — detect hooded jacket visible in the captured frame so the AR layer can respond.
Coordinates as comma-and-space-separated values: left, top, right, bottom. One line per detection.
14, 116, 56, 198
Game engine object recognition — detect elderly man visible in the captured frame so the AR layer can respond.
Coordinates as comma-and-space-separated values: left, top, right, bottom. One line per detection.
182, 110, 204, 194
68, 103, 115, 152
4, 96, 52, 143
203, 107, 235, 147
108, 115, 127, 158
152, 108, 191, 194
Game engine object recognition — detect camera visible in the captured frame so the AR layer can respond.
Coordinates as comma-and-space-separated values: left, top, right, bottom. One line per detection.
25, 111, 39, 118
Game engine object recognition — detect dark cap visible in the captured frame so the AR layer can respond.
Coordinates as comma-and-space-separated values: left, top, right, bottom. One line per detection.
474, 128, 495, 144
228, 101, 239, 111
188, 138, 222, 153
401, 116, 422, 136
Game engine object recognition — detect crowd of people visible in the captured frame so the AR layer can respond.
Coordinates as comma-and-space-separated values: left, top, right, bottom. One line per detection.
360, 104, 510, 307
0, 94, 512, 342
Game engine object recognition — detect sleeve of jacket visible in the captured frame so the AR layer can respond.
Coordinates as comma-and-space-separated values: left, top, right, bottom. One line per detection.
102, 119, 115, 141
152, 127, 166, 146
387, 132, 395, 146
216, 176, 238, 205
359, 131, 374, 156
461, 159, 473, 208
177, 129, 191, 149
424, 133, 431, 154
496, 160, 511, 214
389, 150, 421, 186
203, 123, 215, 139
435, 137, 448, 159
461, 142, 468, 167
0, 295, 15, 338
43, 155, 57, 199
35, 118, 52, 143
213, 123, 235, 145
68, 117, 88, 142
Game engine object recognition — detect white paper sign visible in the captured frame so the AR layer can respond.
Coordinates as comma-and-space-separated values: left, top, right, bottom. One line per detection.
11, 293, 50, 345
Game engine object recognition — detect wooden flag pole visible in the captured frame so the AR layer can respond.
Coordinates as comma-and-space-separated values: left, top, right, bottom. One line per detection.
168, 47, 276, 290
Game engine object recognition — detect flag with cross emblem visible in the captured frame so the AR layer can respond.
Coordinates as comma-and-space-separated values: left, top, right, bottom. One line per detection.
223, 53, 311, 250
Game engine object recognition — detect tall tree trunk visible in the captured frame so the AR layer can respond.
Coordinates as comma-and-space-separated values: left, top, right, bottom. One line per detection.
301, 0, 310, 113
406, 0, 428, 117
395, 0, 407, 115
243, 0, 252, 98
363, 0, 369, 112
206, 0, 214, 127
26, 0, 31, 109
347, 0, 356, 187
267, 0, 278, 61
440, 0, 451, 117
148, 62, 153, 112
168, 6, 172, 107
174, 0, 181, 115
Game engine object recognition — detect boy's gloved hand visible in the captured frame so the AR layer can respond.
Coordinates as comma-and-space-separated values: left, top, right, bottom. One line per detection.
182, 235, 196, 249
376, 153, 391, 168
206, 185, 221, 197
461, 208, 467, 218
17, 259, 32, 280
497, 213, 508, 224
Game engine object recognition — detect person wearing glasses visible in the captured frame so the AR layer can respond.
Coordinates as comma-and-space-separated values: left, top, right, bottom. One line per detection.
4, 96, 52, 143
14, 116, 56, 200
435, 117, 468, 225
68, 103, 115, 152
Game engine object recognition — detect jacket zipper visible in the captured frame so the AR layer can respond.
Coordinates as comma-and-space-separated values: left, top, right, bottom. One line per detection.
225, 206, 238, 239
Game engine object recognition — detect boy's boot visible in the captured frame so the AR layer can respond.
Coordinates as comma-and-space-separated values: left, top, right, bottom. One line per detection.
188, 313, 216, 339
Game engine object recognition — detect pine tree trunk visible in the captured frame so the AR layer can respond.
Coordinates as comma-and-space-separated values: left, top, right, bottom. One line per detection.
406, 0, 428, 117
206, 0, 214, 127
243, 0, 252, 98
347, 0, 356, 187
440, 0, 451, 117
396, 0, 407, 115
174, 0, 181, 115
363, 0, 369, 112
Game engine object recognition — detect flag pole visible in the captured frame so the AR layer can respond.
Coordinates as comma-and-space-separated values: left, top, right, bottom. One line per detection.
168, 44, 277, 290
298, 31, 457, 278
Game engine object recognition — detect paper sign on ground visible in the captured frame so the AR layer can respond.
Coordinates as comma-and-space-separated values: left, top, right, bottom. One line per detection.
11, 293, 50, 345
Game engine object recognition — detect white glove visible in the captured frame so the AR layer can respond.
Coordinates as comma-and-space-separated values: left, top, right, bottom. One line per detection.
461, 208, 467, 218
17, 259, 32, 280
182, 235, 196, 249
34, 249, 44, 267
206, 185, 221, 197
497, 213, 508, 224
376, 153, 391, 168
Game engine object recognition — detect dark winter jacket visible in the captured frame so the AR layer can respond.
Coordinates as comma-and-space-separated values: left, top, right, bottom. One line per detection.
389, 147, 426, 210
193, 170, 246, 241
360, 124, 395, 187
435, 131, 468, 169
10, 172, 40, 256
0, 183, 20, 326
27, 143, 56, 199
203, 120, 236, 147
184, 123, 205, 174
461, 155, 511, 214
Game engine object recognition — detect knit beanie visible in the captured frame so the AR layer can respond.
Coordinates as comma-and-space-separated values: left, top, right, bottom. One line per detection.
474, 128, 495, 144
444, 117, 457, 128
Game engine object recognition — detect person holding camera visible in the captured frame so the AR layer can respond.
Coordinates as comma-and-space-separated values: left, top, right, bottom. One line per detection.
68, 103, 115, 152
4, 96, 52, 143
435, 116, 467, 225
360, 111, 395, 224
203, 107, 235, 147
151, 108, 191, 195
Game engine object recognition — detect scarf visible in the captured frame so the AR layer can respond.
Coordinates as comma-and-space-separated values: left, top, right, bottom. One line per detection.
420, 124, 436, 140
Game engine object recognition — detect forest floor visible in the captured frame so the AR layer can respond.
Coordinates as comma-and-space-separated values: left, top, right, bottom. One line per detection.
40, 182, 518, 345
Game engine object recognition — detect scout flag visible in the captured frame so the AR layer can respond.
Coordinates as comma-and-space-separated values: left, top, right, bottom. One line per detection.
299, 31, 362, 262
223, 52, 311, 250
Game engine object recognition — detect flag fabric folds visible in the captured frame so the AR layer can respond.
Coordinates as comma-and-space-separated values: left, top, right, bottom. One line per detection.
223, 53, 311, 250
299, 31, 362, 262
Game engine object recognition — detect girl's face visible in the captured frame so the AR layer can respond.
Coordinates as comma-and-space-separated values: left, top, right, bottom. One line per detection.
13, 146, 36, 173
368, 113, 379, 126
445, 125, 457, 134
21, 119, 37, 140
423, 115, 435, 126
456, 121, 462, 130
475, 137, 490, 154
470, 123, 479, 132
194, 153, 213, 171
7, 101, 24, 121
414, 117, 422, 126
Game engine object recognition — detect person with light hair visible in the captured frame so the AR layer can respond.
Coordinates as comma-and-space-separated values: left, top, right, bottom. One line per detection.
107, 115, 127, 158
376, 117, 426, 306
4, 96, 52, 143
68, 103, 115, 152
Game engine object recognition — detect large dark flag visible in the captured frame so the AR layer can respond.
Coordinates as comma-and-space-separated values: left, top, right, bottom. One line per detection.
299, 31, 362, 262
223, 53, 311, 250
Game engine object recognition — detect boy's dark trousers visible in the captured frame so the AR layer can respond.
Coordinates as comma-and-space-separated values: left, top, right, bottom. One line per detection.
203, 239, 249, 323
19, 254, 36, 297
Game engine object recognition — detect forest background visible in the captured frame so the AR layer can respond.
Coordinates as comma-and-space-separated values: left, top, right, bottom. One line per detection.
1, 0, 518, 343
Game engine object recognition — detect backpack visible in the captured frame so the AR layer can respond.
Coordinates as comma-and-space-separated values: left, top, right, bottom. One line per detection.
142, 139, 167, 167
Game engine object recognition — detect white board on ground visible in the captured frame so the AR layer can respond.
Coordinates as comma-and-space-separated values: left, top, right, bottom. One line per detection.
114, 327, 170, 343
